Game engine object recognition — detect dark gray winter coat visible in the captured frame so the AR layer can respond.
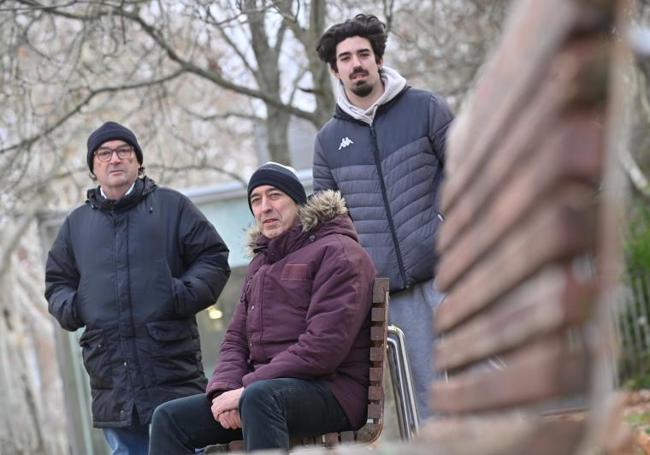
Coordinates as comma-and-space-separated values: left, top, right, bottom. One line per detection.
313, 87, 453, 291
45, 176, 230, 428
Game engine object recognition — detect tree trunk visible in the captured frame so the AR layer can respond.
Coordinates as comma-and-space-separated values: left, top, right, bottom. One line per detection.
307, 0, 335, 127
0, 220, 68, 455
265, 106, 292, 165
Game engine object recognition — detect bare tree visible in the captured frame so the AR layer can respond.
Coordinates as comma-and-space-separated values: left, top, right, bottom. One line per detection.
388, 0, 510, 111
0, 2, 342, 451
629, 1, 650, 201
1, 0, 337, 166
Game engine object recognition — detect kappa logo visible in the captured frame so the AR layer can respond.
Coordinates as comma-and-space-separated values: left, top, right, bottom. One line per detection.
338, 136, 354, 150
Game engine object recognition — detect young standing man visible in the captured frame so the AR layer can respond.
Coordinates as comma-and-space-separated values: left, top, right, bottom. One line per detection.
313, 14, 454, 421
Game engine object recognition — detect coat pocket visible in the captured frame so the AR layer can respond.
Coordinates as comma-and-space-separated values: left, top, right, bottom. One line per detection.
143, 320, 203, 385
79, 328, 113, 390
280, 264, 309, 280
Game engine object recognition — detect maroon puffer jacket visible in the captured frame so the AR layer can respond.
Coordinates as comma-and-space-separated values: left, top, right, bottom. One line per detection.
207, 190, 376, 429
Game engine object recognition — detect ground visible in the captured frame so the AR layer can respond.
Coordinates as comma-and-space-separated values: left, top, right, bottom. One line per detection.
624, 390, 650, 454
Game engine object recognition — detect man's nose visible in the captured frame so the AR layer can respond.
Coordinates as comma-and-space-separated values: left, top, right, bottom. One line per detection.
109, 151, 122, 163
260, 197, 272, 211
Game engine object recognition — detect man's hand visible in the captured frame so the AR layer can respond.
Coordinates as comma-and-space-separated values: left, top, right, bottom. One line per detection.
217, 409, 242, 430
211, 387, 244, 421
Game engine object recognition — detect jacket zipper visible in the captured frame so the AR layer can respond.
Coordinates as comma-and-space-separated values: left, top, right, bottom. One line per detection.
369, 125, 408, 288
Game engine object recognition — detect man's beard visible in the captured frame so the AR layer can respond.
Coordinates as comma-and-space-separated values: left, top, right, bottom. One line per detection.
350, 81, 374, 97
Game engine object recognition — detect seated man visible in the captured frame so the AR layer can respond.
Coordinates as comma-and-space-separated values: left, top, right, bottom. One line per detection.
149, 162, 376, 453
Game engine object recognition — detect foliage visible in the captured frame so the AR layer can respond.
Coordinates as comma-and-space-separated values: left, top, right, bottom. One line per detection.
626, 198, 650, 275
618, 196, 650, 390
626, 410, 650, 427
624, 372, 650, 391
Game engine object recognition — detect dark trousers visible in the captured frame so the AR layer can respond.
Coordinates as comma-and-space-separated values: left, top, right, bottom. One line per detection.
148, 378, 351, 454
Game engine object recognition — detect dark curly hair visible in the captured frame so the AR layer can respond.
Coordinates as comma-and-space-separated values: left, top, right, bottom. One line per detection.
316, 14, 387, 71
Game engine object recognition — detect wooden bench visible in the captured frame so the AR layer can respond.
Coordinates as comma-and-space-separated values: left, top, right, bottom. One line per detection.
412, 0, 629, 453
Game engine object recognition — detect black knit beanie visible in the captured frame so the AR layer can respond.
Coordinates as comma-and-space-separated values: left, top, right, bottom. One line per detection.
86, 121, 143, 172
247, 162, 307, 212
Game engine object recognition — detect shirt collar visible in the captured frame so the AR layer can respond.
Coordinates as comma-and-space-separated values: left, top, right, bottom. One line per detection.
100, 180, 136, 201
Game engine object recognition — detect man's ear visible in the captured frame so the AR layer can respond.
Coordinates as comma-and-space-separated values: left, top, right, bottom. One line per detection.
378, 57, 384, 68
330, 66, 341, 80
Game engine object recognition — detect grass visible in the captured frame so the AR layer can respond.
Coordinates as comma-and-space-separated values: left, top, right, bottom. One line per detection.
626, 411, 650, 428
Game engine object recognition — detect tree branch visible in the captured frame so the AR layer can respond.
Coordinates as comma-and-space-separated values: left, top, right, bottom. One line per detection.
181, 107, 263, 123
118, 6, 316, 122
0, 69, 185, 156
620, 148, 650, 202
146, 163, 247, 187
16, 0, 320, 124
0, 193, 48, 279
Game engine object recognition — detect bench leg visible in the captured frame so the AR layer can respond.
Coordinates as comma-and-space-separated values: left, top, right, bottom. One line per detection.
387, 325, 419, 440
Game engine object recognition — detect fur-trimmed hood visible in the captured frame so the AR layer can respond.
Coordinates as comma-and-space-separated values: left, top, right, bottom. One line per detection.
245, 190, 351, 257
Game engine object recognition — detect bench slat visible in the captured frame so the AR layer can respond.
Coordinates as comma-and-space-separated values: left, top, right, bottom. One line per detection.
431, 335, 588, 414
417, 412, 585, 455
370, 326, 384, 341
436, 112, 603, 291
369, 367, 383, 382
372, 277, 389, 302
367, 403, 382, 419
436, 265, 595, 371
368, 385, 383, 401
371, 306, 387, 322
436, 198, 596, 332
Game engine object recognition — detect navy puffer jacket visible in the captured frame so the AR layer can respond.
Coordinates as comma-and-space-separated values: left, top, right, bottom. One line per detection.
313, 87, 454, 291
45, 177, 230, 427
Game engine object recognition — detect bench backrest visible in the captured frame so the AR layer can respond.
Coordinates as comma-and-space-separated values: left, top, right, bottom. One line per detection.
418, 0, 628, 453
296, 277, 390, 447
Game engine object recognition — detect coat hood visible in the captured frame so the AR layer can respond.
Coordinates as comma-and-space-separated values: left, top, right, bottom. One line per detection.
245, 190, 351, 257
335, 66, 408, 125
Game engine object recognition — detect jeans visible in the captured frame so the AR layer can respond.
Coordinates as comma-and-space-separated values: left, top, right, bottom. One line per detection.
148, 378, 351, 454
103, 423, 150, 455
389, 277, 444, 422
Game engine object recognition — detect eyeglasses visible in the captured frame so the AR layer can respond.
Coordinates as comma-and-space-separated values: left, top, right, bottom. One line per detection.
94, 145, 134, 162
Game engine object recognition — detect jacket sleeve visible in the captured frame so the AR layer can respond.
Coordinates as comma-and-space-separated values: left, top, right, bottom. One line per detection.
241, 241, 375, 386
206, 279, 252, 400
313, 134, 338, 192
172, 196, 231, 317
44, 218, 84, 332
428, 94, 455, 168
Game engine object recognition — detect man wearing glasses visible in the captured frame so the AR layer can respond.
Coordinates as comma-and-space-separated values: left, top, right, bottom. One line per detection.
45, 121, 231, 455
